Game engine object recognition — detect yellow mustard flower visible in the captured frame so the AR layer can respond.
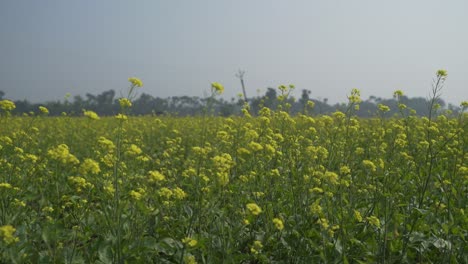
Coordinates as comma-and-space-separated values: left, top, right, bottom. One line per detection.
39, 106, 49, 115
48, 144, 80, 165
354, 210, 363, 222
250, 240, 263, 254
182, 237, 198, 247
0, 183, 13, 189
129, 190, 144, 200
0, 100, 16, 111
115, 113, 128, 121
378, 104, 390, 112
246, 203, 262, 215
173, 187, 187, 200
119, 98, 132, 108
362, 160, 377, 172
0, 225, 19, 244
158, 187, 173, 199
79, 158, 101, 175
83, 110, 100, 120
273, 218, 284, 231
367, 216, 380, 228
436, 69, 447, 78
128, 77, 143, 87
211, 82, 224, 94
148, 170, 165, 182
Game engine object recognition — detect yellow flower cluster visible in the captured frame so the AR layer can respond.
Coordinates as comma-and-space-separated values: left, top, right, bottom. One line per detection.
158, 187, 173, 199
348, 88, 362, 104
47, 144, 80, 165
0, 100, 16, 111
378, 104, 390, 112
182, 237, 198, 247
393, 90, 404, 98
310, 199, 323, 215
246, 203, 262, 215
272, 218, 284, 231
119, 98, 132, 108
436, 69, 447, 78
84, 110, 100, 120
0, 182, 13, 189
125, 144, 142, 156
366, 216, 381, 228
129, 188, 146, 200
0, 225, 19, 244
79, 158, 101, 175
173, 187, 187, 200
362, 160, 377, 172
115, 113, 128, 121
98, 137, 115, 152
128, 77, 143, 87
250, 240, 263, 254
39, 106, 49, 115
354, 210, 363, 222
68, 176, 94, 192
148, 170, 165, 182
211, 153, 234, 186
211, 82, 224, 94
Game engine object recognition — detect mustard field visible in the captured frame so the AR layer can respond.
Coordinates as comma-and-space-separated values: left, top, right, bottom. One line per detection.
0, 75, 467, 263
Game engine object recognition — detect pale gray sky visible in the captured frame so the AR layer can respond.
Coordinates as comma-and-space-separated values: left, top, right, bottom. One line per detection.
1, 0, 467, 104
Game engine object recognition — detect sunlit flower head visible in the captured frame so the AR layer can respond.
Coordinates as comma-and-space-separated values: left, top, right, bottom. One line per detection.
128, 77, 143, 87
367, 216, 381, 228
378, 104, 390, 112
0, 225, 19, 244
173, 187, 187, 200
436, 69, 447, 78
79, 158, 101, 175
182, 237, 198, 247
246, 203, 262, 215
393, 90, 404, 98
119, 98, 132, 108
211, 82, 224, 94
273, 218, 284, 231
83, 110, 100, 120
115, 113, 128, 121
129, 190, 144, 200
148, 170, 165, 182
362, 160, 377, 172
250, 240, 263, 254
0, 100, 16, 112
354, 210, 363, 222
39, 106, 49, 115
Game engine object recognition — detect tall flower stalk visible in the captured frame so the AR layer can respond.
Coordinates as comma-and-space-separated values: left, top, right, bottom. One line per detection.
112, 77, 142, 264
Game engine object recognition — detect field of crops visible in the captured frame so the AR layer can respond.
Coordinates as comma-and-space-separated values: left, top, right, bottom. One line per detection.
0, 76, 467, 263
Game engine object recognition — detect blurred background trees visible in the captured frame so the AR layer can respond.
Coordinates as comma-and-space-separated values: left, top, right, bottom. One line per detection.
0, 89, 457, 117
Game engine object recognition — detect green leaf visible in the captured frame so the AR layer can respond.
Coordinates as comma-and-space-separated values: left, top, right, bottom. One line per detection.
98, 245, 113, 264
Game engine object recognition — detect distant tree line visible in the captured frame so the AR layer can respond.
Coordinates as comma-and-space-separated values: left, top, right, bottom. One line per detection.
0, 89, 461, 117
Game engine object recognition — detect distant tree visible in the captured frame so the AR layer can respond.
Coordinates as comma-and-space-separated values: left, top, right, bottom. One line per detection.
408, 97, 429, 116
97, 90, 116, 115
264, 88, 277, 109
299, 89, 311, 113
2, 86, 458, 118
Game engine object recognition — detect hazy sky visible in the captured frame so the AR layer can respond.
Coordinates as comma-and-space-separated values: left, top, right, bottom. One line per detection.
1, 0, 467, 105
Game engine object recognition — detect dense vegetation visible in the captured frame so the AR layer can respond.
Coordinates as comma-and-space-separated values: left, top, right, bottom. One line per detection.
0, 72, 467, 263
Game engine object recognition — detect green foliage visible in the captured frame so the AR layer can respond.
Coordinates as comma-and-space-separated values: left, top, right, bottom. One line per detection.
0, 73, 467, 263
